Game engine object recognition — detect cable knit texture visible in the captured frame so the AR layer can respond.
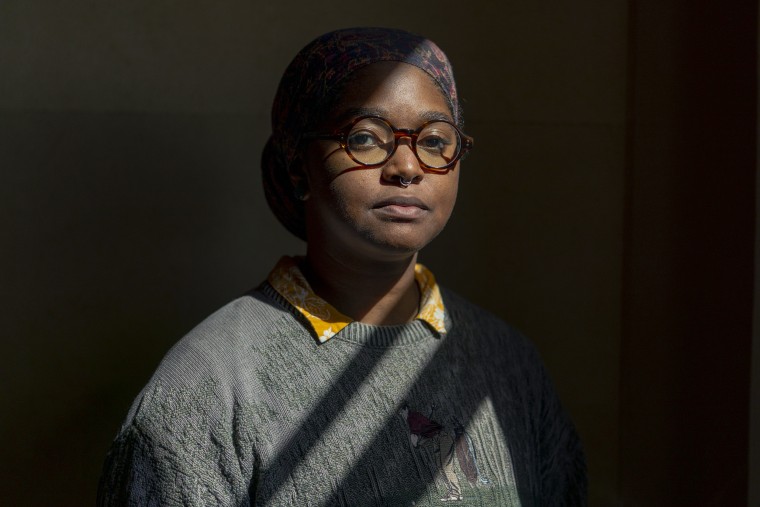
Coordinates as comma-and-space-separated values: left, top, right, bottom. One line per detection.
98, 283, 586, 506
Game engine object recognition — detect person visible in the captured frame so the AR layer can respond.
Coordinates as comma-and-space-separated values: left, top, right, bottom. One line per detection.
97, 27, 586, 506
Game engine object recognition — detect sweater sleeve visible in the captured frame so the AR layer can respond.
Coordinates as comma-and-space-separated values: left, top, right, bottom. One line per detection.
535, 356, 588, 506
97, 380, 254, 507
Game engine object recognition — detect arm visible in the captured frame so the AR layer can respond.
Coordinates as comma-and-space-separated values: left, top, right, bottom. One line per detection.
535, 359, 588, 506
97, 380, 254, 507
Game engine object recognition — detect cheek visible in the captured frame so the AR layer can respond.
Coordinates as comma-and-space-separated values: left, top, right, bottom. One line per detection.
437, 174, 460, 218
329, 172, 381, 221
305, 143, 365, 191
309, 167, 375, 223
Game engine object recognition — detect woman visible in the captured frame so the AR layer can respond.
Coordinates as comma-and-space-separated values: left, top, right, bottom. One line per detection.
98, 27, 586, 506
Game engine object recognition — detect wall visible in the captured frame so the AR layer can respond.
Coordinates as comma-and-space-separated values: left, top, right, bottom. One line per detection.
751, 2, 760, 505
621, 1, 756, 505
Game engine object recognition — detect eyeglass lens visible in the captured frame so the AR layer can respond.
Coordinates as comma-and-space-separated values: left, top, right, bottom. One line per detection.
346, 118, 460, 168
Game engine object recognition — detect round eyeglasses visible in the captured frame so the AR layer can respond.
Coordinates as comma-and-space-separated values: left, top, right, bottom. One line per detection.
302, 115, 474, 172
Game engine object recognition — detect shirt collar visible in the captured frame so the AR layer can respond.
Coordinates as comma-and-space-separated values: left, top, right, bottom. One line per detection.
267, 256, 447, 343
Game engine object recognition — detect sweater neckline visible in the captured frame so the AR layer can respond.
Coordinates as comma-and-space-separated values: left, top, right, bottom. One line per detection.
258, 282, 443, 347
335, 320, 439, 347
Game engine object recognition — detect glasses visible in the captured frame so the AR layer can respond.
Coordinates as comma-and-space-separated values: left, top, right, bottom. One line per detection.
302, 115, 474, 172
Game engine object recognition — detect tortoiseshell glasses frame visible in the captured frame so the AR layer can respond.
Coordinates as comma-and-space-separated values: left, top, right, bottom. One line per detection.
301, 115, 474, 172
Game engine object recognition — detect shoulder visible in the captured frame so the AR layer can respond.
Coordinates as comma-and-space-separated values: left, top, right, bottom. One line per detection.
178, 286, 291, 352
441, 286, 504, 325
439, 286, 547, 371
122, 286, 304, 425
171, 284, 308, 365
158, 290, 283, 376
441, 286, 530, 345
98, 290, 293, 504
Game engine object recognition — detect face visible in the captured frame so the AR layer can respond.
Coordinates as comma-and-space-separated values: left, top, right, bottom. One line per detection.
296, 61, 460, 262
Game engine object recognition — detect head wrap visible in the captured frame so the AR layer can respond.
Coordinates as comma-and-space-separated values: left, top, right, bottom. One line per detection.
262, 27, 460, 241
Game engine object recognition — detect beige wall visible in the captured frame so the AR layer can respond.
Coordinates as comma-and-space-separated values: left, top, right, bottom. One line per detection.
3, 1, 753, 506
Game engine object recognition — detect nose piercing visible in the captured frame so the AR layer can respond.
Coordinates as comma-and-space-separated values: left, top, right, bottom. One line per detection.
399, 177, 413, 187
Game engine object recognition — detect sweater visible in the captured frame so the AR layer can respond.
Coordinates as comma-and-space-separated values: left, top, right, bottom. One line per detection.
97, 282, 586, 506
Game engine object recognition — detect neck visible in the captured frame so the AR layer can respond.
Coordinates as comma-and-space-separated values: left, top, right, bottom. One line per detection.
302, 249, 420, 326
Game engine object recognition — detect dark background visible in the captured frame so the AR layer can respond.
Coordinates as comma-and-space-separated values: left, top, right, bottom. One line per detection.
1, 1, 757, 505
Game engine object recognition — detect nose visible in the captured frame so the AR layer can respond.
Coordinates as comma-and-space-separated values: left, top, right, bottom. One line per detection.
381, 137, 424, 185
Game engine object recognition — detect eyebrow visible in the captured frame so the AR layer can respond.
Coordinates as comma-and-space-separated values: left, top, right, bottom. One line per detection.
333, 107, 453, 127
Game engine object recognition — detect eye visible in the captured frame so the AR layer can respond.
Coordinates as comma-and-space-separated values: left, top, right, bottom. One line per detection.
347, 130, 382, 150
417, 132, 452, 152
346, 118, 394, 153
417, 122, 458, 155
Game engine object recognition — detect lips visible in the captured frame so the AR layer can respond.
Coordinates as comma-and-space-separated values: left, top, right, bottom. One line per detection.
372, 196, 430, 220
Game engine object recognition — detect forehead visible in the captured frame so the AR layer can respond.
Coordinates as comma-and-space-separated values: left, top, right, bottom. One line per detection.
326, 62, 454, 127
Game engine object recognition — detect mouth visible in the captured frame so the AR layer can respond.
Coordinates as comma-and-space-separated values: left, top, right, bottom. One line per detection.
372, 196, 430, 220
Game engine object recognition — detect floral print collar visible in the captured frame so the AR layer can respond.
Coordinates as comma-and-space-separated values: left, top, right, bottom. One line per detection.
267, 256, 447, 343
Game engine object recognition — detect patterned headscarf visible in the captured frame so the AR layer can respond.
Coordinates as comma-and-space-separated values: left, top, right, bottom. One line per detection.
262, 27, 460, 241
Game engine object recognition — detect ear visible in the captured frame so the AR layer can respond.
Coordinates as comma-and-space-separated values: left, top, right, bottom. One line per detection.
287, 154, 310, 201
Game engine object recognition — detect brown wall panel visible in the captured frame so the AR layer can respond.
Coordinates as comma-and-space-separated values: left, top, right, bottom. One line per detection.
621, 1, 756, 505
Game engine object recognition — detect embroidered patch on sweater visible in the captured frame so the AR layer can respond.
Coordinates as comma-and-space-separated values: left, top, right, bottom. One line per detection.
267, 256, 447, 343
398, 403, 491, 502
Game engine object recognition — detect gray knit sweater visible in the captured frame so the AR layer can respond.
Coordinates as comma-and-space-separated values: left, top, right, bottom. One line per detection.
98, 283, 586, 506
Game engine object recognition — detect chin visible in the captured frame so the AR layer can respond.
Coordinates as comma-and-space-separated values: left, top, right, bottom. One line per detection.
361, 227, 438, 257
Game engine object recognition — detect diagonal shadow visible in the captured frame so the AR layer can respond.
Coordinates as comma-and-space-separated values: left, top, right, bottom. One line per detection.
251, 319, 407, 505
313, 322, 491, 506
252, 287, 565, 506
314, 304, 586, 506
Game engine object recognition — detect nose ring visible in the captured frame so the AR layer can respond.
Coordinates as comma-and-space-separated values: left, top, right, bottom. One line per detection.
399, 177, 413, 188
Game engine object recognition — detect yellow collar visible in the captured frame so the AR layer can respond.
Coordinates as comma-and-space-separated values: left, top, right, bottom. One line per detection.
267, 256, 447, 343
